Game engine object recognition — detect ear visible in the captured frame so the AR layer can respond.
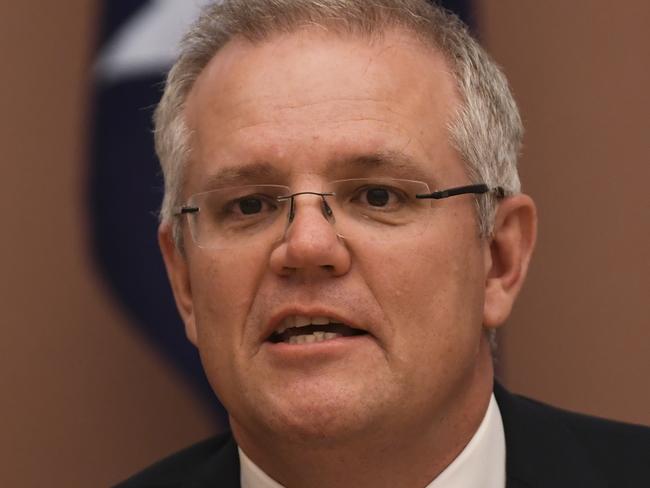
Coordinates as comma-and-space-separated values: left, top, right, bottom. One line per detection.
483, 194, 537, 328
158, 224, 198, 345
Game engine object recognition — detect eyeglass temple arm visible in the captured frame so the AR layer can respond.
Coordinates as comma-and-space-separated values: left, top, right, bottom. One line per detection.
176, 206, 199, 216
416, 184, 505, 200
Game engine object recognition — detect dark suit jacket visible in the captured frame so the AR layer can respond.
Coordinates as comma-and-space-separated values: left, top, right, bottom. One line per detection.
116, 383, 650, 487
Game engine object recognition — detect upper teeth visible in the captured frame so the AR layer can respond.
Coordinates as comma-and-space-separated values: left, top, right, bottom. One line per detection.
276, 315, 334, 334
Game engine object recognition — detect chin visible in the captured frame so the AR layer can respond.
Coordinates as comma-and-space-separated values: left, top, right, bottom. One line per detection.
243, 380, 391, 446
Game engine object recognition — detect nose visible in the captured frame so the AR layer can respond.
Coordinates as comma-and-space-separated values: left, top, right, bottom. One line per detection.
269, 193, 351, 277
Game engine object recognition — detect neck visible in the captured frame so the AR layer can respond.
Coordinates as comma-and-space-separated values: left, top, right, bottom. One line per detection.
233, 340, 495, 488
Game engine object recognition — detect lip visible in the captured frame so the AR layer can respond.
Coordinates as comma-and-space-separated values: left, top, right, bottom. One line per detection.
263, 307, 371, 344
262, 333, 376, 364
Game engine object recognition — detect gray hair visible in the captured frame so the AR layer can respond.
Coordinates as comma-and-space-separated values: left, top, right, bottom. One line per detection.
154, 0, 523, 245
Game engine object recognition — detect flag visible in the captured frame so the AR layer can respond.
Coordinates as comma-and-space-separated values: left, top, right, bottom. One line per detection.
90, 0, 218, 410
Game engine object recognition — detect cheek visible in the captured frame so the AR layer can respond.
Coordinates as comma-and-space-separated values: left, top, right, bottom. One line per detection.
190, 249, 271, 408
191, 249, 269, 349
358, 226, 486, 350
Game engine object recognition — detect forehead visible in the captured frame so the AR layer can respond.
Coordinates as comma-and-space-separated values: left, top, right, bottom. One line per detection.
183, 27, 463, 189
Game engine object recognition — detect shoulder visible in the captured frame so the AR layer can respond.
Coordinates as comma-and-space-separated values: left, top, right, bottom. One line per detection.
495, 382, 650, 487
114, 432, 240, 488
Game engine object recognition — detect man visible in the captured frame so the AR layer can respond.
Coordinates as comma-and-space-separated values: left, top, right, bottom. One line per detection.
118, 0, 649, 486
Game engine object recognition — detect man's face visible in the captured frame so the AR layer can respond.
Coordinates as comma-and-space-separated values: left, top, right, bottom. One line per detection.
171, 28, 493, 444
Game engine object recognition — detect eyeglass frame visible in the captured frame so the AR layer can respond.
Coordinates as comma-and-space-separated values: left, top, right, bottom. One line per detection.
173, 181, 506, 248
176, 183, 504, 215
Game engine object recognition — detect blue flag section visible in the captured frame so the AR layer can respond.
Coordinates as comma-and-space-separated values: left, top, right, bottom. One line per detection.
89, 0, 475, 413
90, 0, 217, 409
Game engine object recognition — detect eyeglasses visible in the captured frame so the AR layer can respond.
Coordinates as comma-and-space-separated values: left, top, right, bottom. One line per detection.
175, 178, 504, 250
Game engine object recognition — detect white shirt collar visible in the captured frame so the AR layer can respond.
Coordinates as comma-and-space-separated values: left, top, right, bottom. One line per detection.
239, 445, 284, 488
425, 394, 506, 488
239, 394, 505, 488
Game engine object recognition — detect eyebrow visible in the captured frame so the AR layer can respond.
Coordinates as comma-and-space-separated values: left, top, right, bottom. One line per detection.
198, 151, 436, 189
199, 162, 287, 191
329, 151, 437, 183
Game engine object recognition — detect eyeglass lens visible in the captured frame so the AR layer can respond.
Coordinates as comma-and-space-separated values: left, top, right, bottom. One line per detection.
182, 178, 482, 249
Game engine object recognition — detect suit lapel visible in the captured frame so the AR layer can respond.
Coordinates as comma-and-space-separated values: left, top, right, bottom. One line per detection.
186, 433, 240, 488
494, 382, 607, 488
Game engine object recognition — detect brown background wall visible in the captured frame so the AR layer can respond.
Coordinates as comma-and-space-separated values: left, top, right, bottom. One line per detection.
0, 3, 218, 487
0, 1, 647, 486
479, 0, 650, 424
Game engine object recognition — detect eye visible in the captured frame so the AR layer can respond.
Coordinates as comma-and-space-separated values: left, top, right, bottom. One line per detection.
229, 194, 278, 216
237, 197, 264, 215
354, 185, 406, 210
365, 188, 390, 207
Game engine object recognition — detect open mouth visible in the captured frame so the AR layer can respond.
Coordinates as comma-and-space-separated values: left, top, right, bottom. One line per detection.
268, 316, 367, 344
